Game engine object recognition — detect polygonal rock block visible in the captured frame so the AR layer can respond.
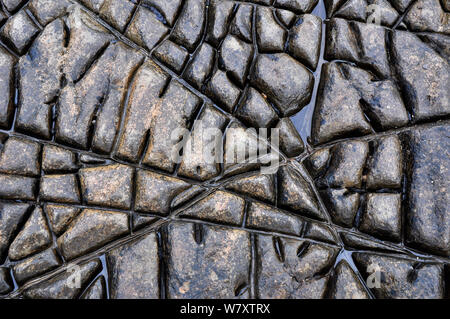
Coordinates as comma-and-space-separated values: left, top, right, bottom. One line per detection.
1, 11, 39, 54
57, 209, 129, 260
79, 164, 134, 209
107, 232, 159, 299
359, 193, 402, 242
166, 222, 251, 299
252, 53, 314, 117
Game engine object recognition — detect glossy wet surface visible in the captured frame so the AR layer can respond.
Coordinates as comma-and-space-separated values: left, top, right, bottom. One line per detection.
0, 0, 448, 299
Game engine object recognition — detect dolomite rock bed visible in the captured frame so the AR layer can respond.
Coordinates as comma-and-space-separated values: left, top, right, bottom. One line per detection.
0, 0, 448, 299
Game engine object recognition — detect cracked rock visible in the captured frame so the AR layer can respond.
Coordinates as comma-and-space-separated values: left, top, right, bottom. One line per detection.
403, 125, 450, 256
235, 87, 278, 129
39, 174, 81, 204
256, 6, 287, 53
13, 248, 61, 284
0, 137, 40, 177
170, 0, 205, 51
252, 53, 314, 117
246, 202, 304, 236
99, 0, 136, 32
1, 11, 39, 54
317, 140, 369, 188
359, 193, 402, 242
278, 165, 323, 220
107, 232, 159, 299
226, 173, 275, 203
256, 235, 338, 298
404, 0, 450, 34
125, 6, 168, 51
311, 62, 371, 144
135, 170, 191, 215
0, 267, 12, 295
184, 43, 215, 89
57, 209, 129, 260
366, 136, 403, 189
42, 145, 78, 173
81, 276, 106, 299
391, 30, 450, 122
321, 188, 360, 227
180, 191, 246, 226
45, 204, 80, 236
28, 0, 72, 26
154, 40, 189, 73
23, 259, 101, 299
288, 14, 322, 70
354, 253, 445, 299
276, 118, 305, 157
16, 18, 65, 138
8, 206, 52, 261
329, 260, 369, 299
206, 0, 235, 47
166, 222, 251, 299
0, 203, 30, 262
220, 34, 254, 86
0, 47, 15, 129
79, 164, 133, 210
231, 4, 253, 42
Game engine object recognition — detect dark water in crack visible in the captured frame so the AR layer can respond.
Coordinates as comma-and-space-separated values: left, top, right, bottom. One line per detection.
290, 0, 327, 146
289, 2, 380, 298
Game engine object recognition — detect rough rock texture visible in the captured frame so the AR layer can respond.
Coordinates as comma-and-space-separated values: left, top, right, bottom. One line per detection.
288, 14, 322, 70
15, 18, 65, 138
13, 249, 61, 284
79, 164, 133, 209
44, 204, 80, 236
1, 11, 39, 54
0, 0, 448, 300
39, 174, 81, 204
81, 276, 106, 299
247, 202, 304, 236
180, 191, 246, 225
166, 222, 251, 298
107, 232, 159, 299
42, 145, 78, 173
135, 170, 191, 215
403, 125, 450, 257
329, 260, 369, 299
0, 203, 30, 262
391, 31, 449, 122
354, 253, 445, 298
125, 6, 168, 51
57, 209, 129, 260
256, 235, 338, 298
0, 137, 40, 176
0, 267, 13, 295
8, 207, 52, 261
278, 165, 324, 220
23, 260, 101, 299
252, 53, 314, 116
56, 42, 144, 152
0, 47, 15, 129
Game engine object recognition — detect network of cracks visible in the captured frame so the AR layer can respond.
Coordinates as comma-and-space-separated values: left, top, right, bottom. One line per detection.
0, 0, 448, 299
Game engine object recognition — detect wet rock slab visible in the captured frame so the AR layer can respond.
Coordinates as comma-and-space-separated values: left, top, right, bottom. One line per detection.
107, 232, 159, 299
402, 125, 450, 257
0, 0, 448, 300
166, 222, 251, 299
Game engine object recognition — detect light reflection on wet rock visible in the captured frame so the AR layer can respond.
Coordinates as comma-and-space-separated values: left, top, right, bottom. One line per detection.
0, 0, 448, 299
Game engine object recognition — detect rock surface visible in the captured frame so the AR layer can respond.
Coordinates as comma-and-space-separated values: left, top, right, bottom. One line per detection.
0, 0, 448, 300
